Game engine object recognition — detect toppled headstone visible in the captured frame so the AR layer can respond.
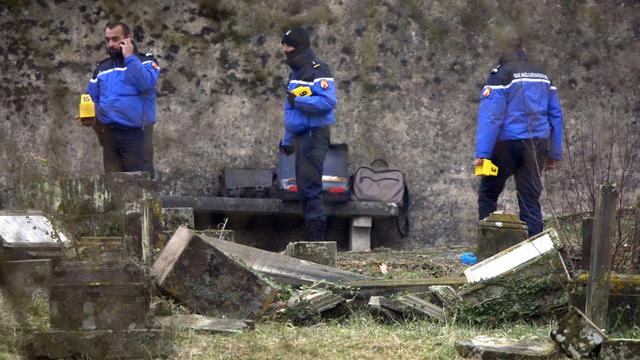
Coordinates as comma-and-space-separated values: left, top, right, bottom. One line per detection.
550, 306, 606, 359
455, 336, 561, 359
157, 315, 254, 334
284, 241, 337, 267
457, 229, 570, 325
600, 339, 640, 360
50, 261, 149, 330
0, 211, 68, 260
26, 329, 173, 359
428, 285, 460, 308
367, 294, 445, 322
151, 226, 277, 319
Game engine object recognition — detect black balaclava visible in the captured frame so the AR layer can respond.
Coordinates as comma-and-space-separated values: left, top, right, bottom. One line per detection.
282, 27, 313, 68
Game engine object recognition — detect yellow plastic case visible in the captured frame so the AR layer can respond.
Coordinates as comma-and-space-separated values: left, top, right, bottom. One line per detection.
79, 94, 95, 118
291, 86, 312, 97
475, 159, 499, 176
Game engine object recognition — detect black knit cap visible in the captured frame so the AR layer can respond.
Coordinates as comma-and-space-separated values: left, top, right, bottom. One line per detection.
281, 27, 310, 50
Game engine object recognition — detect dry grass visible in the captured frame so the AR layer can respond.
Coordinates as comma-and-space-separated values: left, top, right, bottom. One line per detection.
172, 312, 554, 360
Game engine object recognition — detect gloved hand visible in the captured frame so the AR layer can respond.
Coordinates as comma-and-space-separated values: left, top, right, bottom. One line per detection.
279, 141, 295, 156
287, 91, 297, 107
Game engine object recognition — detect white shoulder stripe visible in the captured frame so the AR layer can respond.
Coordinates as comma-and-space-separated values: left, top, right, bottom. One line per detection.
485, 78, 552, 90
290, 77, 335, 85
142, 60, 160, 70
96, 67, 127, 78
89, 78, 98, 83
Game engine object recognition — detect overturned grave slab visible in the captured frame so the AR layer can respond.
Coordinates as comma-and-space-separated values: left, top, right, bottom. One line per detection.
151, 226, 276, 319
455, 336, 561, 359
347, 277, 466, 299
26, 329, 173, 359
157, 315, 254, 334
457, 229, 570, 324
428, 285, 461, 308
200, 232, 367, 286
600, 339, 640, 360
550, 306, 606, 359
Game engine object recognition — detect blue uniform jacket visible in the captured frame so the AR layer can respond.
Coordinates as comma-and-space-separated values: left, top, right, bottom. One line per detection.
282, 48, 337, 145
86, 53, 160, 128
475, 51, 563, 160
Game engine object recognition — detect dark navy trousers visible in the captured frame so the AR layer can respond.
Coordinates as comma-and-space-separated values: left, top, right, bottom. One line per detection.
294, 126, 330, 223
478, 139, 548, 236
94, 122, 145, 173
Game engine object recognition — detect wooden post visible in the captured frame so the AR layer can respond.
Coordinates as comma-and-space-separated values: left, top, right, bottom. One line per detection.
581, 217, 594, 271
631, 196, 640, 274
585, 183, 618, 330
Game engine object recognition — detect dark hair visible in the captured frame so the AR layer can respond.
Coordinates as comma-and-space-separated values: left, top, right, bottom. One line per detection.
105, 21, 131, 36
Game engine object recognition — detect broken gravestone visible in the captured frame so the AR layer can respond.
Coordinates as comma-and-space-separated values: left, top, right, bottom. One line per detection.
550, 306, 606, 359
600, 339, 640, 360
277, 289, 348, 324
455, 335, 561, 359
368, 294, 445, 322
457, 229, 570, 325
151, 226, 277, 319
283, 241, 337, 267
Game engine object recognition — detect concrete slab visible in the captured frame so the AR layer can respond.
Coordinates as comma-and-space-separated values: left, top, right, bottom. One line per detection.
455, 336, 561, 359
157, 315, 254, 334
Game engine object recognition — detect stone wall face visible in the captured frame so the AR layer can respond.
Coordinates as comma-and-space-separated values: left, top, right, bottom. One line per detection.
1, 0, 639, 246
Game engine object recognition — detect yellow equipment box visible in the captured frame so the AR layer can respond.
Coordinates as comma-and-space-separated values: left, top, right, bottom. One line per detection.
475, 159, 499, 176
79, 94, 96, 118
291, 86, 312, 97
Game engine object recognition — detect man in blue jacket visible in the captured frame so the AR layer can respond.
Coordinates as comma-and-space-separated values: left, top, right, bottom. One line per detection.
475, 40, 563, 236
279, 27, 337, 241
82, 22, 159, 176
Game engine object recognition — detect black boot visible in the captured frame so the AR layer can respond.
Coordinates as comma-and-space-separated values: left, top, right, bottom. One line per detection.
306, 219, 326, 242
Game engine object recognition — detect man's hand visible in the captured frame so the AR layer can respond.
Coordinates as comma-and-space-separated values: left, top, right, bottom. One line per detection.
474, 158, 484, 167
279, 141, 295, 156
544, 158, 558, 171
74, 115, 96, 127
287, 91, 297, 107
120, 39, 134, 58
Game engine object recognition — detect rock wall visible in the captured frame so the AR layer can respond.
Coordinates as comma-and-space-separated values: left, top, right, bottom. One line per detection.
1, 0, 639, 246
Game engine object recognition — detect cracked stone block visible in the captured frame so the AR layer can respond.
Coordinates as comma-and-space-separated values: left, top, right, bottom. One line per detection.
550, 306, 606, 359
151, 226, 277, 319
